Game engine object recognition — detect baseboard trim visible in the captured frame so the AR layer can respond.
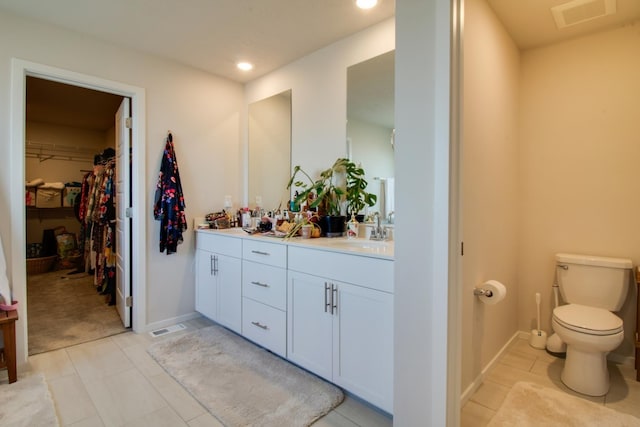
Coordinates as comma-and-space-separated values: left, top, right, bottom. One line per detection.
607, 352, 635, 367
461, 329, 636, 404
460, 330, 521, 405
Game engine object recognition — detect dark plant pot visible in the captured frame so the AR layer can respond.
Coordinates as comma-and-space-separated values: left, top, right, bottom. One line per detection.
319, 215, 346, 237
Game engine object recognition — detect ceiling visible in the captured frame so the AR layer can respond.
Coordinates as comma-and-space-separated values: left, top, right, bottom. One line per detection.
487, 0, 640, 50
26, 77, 124, 131
10, 0, 640, 131
0, 0, 395, 83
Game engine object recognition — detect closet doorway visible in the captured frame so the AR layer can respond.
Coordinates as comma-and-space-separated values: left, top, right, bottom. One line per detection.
24, 76, 131, 355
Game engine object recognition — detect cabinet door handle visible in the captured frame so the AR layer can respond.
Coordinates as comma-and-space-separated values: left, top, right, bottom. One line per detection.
210, 255, 215, 276
251, 281, 269, 288
213, 256, 219, 276
324, 282, 331, 313
332, 284, 338, 314
251, 250, 270, 256
251, 321, 268, 330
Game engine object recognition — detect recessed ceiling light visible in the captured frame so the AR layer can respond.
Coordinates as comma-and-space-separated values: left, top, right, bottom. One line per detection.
237, 62, 253, 71
356, 0, 378, 9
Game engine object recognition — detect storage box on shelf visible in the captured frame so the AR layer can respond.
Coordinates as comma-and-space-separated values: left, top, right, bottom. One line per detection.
36, 188, 62, 208
63, 186, 82, 207
25, 186, 37, 206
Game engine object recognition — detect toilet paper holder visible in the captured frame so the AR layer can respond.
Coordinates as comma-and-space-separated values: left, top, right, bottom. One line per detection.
473, 288, 493, 297
474, 280, 507, 305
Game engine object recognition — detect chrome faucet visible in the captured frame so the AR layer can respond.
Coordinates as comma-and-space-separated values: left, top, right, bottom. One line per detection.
370, 212, 387, 241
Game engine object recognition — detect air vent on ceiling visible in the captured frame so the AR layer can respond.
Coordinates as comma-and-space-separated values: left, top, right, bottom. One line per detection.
551, 0, 616, 29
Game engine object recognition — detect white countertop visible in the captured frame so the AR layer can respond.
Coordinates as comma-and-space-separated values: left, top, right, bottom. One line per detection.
196, 227, 394, 260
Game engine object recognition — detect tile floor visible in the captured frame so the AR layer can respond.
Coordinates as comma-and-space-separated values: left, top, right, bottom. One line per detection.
8, 317, 393, 427
7, 318, 638, 426
461, 337, 640, 426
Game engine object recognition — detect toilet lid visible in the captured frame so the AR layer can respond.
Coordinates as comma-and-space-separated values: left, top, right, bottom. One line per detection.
553, 304, 623, 336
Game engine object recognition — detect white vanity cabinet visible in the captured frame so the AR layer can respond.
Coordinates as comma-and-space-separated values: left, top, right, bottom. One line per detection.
287, 246, 394, 413
195, 232, 242, 333
241, 239, 288, 357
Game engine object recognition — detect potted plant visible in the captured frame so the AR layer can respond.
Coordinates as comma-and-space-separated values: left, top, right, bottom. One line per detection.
344, 161, 377, 218
281, 214, 322, 239
287, 158, 376, 237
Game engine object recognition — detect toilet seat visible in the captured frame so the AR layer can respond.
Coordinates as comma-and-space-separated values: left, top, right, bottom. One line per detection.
553, 304, 623, 336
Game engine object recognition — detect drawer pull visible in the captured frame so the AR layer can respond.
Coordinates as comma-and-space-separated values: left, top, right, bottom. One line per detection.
332, 284, 338, 312
251, 250, 270, 256
251, 281, 269, 288
324, 282, 331, 313
251, 321, 268, 330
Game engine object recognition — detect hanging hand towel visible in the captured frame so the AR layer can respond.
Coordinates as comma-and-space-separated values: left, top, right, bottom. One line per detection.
154, 132, 187, 254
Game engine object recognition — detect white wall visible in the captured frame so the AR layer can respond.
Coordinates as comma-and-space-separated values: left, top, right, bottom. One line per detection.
0, 11, 243, 360
395, 0, 452, 424
461, 0, 521, 394
519, 22, 640, 361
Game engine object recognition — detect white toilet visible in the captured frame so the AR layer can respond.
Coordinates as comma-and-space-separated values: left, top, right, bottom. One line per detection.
552, 253, 632, 396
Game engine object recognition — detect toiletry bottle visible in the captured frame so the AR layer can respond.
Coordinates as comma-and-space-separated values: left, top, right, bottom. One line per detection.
347, 213, 358, 239
242, 208, 251, 228
291, 191, 300, 212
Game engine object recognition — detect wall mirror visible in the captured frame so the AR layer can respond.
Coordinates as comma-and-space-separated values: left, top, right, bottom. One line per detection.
248, 89, 292, 211
347, 50, 395, 221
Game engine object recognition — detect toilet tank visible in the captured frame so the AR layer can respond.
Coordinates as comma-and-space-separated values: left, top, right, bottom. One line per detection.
556, 253, 632, 311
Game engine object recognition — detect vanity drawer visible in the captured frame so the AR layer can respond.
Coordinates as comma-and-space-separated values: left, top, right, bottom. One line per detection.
288, 246, 393, 293
243, 239, 287, 268
242, 297, 286, 357
242, 261, 287, 311
196, 232, 242, 258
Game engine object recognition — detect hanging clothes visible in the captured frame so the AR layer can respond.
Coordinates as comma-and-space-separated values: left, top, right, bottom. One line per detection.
77, 153, 118, 305
154, 132, 187, 254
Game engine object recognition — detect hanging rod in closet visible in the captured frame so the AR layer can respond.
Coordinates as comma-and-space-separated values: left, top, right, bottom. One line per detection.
25, 140, 97, 163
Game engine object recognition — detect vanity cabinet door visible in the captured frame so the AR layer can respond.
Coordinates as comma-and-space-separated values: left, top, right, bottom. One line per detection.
287, 271, 333, 381
333, 282, 394, 413
215, 253, 242, 333
195, 249, 217, 320
195, 244, 242, 334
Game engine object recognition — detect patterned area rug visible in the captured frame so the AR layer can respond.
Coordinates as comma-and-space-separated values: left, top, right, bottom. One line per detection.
0, 373, 59, 427
27, 268, 126, 355
147, 325, 344, 426
488, 382, 640, 426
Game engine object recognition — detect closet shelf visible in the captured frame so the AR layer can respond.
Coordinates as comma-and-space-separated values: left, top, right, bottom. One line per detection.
26, 140, 96, 163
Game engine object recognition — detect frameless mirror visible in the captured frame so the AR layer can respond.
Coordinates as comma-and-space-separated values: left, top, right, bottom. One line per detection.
347, 50, 395, 221
248, 90, 292, 211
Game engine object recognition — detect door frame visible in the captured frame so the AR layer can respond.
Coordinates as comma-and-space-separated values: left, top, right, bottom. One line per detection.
9, 59, 147, 364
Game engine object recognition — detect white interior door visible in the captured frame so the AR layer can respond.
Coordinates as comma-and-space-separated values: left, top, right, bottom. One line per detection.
115, 98, 131, 327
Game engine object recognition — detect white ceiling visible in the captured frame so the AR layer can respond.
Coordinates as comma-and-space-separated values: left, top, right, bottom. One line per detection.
487, 0, 640, 50
8, 0, 640, 131
2, 0, 639, 83
0, 0, 396, 83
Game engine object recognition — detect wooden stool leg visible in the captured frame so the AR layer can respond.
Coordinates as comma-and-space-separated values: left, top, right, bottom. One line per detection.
1, 322, 16, 383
